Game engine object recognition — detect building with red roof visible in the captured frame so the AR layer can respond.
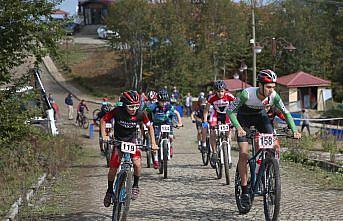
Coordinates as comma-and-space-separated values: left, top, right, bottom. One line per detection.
51, 10, 69, 20
277, 71, 331, 111
79, 0, 115, 25
223, 78, 252, 93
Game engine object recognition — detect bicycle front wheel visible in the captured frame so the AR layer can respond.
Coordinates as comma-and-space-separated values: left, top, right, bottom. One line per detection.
222, 142, 230, 185
104, 142, 111, 168
145, 134, 152, 168
263, 158, 281, 221
163, 141, 168, 179
215, 146, 222, 179
112, 171, 133, 221
201, 138, 210, 166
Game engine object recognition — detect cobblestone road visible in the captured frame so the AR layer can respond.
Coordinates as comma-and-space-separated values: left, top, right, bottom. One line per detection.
26, 66, 343, 221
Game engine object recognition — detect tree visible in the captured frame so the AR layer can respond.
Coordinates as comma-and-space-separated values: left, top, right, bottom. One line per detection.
0, 0, 62, 84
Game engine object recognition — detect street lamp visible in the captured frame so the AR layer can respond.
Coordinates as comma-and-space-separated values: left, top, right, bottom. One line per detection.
239, 63, 248, 89
255, 37, 296, 71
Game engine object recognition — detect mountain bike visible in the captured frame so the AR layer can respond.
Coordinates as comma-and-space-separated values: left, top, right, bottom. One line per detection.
234, 127, 292, 220
76, 111, 89, 129
156, 124, 181, 179
212, 124, 232, 185
109, 139, 145, 221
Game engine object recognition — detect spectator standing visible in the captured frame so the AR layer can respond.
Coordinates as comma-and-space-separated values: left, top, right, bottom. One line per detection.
48, 94, 60, 120
301, 109, 310, 135
65, 93, 74, 120
185, 92, 192, 117
172, 86, 180, 103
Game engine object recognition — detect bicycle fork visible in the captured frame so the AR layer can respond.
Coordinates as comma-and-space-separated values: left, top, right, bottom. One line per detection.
159, 139, 171, 160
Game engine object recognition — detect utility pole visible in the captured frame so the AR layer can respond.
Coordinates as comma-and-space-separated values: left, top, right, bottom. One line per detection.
251, 0, 257, 87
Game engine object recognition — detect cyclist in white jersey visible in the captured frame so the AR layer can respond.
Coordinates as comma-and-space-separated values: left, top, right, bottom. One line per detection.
227, 69, 301, 209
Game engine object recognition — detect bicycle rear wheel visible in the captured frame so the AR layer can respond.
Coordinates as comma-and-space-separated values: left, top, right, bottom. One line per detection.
234, 162, 253, 214
93, 109, 100, 120
263, 158, 281, 221
222, 142, 230, 185
112, 171, 133, 221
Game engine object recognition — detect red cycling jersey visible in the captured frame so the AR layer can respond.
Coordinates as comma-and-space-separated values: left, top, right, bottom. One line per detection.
207, 92, 236, 114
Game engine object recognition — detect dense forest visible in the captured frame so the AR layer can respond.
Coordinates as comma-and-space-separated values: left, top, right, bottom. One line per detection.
106, 0, 343, 101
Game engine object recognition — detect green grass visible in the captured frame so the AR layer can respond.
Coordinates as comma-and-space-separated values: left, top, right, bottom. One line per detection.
282, 160, 343, 190
15, 147, 98, 220
0, 170, 44, 218
52, 43, 126, 99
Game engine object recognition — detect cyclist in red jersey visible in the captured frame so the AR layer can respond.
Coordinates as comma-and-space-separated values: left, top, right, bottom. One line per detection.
202, 80, 236, 163
101, 91, 158, 206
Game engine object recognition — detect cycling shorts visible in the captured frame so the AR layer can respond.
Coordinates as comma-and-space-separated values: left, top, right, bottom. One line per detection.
195, 120, 202, 130
236, 111, 274, 142
110, 139, 141, 168
209, 111, 230, 127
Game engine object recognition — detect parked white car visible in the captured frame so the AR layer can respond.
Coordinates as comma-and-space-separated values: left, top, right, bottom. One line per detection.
97, 26, 119, 39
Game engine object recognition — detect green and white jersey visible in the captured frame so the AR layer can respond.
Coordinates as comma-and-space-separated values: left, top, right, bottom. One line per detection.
228, 87, 297, 132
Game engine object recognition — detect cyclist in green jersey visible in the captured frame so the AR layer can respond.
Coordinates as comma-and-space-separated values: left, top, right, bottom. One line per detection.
227, 69, 301, 209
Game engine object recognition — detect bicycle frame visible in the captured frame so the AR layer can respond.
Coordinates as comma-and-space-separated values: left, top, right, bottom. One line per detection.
157, 127, 171, 161
247, 131, 278, 197
214, 126, 232, 165
113, 152, 133, 203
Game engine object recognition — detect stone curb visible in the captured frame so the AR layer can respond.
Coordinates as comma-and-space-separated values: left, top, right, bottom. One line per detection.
2, 173, 47, 221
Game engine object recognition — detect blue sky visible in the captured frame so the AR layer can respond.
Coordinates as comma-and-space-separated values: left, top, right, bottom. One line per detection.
56, 0, 78, 16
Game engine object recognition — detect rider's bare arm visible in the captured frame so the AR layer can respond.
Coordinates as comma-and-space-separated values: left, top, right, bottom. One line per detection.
202, 103, 210, 122
173, 109, 183, 126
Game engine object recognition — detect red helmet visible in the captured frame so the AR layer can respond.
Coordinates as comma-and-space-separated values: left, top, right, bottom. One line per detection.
257, 69, 277, 83
120, 90, 140, 105
103, 97, 109, 102
147, 90, 158, 101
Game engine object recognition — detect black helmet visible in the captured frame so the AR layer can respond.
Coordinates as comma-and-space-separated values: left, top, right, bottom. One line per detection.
214, 80, 227, 91
120, 90, 140, 105
157, 88, 169, 102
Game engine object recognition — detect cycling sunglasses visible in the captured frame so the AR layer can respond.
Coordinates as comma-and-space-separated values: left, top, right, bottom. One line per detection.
126, 104, 140, 111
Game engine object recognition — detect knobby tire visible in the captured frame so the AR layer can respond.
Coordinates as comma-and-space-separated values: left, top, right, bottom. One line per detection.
263, 158, 281, 221
112, 170, 133, 221
222, 142, 230, 185
163, 141, 168, 179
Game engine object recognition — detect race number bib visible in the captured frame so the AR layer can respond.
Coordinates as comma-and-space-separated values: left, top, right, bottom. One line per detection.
105, 123, 112, 129
121, 142, 137, 154
258, 134, 274, 149
219, 124, 230, 132
161, 125, 171, 132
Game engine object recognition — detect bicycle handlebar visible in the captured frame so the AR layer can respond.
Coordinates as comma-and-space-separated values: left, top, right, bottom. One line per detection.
107, 139, 146, 148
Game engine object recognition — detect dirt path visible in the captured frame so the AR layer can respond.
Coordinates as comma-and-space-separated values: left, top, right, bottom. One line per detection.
18, 65, 343, 221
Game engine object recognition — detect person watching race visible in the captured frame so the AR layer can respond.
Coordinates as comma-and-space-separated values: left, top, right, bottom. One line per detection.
100, 90, 158, 206
227, 69, 301, 210
76, 99, 89, 123
202, 80, 236, 164
145, 88, 183, 169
